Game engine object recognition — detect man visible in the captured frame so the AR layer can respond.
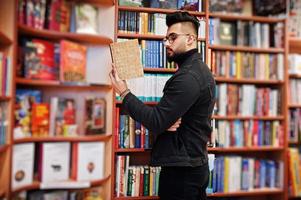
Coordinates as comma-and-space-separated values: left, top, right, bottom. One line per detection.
110, 11, 216, 200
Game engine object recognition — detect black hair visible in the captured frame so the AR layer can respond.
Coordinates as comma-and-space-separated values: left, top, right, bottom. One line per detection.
166, 11, 200, 35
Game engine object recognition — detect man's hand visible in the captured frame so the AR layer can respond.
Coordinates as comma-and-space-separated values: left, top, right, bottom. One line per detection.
167, 118, 182, 132
109, 64, 128, 95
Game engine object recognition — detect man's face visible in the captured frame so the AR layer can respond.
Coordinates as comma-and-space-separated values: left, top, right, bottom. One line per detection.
164, 23, 189, 62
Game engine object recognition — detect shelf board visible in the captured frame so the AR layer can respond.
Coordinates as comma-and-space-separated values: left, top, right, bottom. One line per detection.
212, 115, 284, 120
115, 148, 151, 153
289, 37, 301, 52
207, 188, 283, 197
209, 13, 285, 23
144, 67, 177, 73
209, 44, 284, 53
117, 32, 164, 40
289, 196, 301, 199
208, 146, 284, 153
0, 190, 4, 198
0, 31, 12, 45
12, 181, 40, 193
289, 74, 301, 79
18, 24, 113, 45
16, 78, 112, 90
0, 96, 12, 101
12, 176, 110, 193
288, 141, 301, 145
116, 101, 158, 105
91, 175, 111, 186
114, 196, 159, 200
14, 134, 111, 144
214, 77, 284, 85
69, 0, 115, 5
118, 6, 205, 16
288, 104, 301, 108
0, 144, 8, 154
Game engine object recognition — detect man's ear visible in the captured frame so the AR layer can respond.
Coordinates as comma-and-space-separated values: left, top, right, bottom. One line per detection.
187, 35, 196, 46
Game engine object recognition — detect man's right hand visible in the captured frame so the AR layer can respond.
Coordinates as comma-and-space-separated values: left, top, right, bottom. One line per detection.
167, 118, 182, 132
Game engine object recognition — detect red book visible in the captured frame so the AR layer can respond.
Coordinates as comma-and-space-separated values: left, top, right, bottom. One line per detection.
60, 40, 87, 83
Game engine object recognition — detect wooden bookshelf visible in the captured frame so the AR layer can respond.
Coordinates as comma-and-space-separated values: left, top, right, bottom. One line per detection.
114, 197, 160, 200
212, 115, 284, 120
117, 33, 165, 40
288, 104, 301, 108
12, 176, 111, 193
116, 100, 158, 105
0, 145, 8, 154
18, 24, 113, 44
15, 78, 112, 90
209, 44, 284, 53
0, 31, 12, 45
207, 188, 283, 197
144, 68, 177, 73
209, 13, 285, 23
115, 148, 152, 153
215, 77, 284, 85
118, 5, 205, 16
14, 135, 112, 144
208, 146, 284, 153
0, 190, 4, 198
0, 96, 11, 101
289, 37, 301, 53
289, 74, 301, 79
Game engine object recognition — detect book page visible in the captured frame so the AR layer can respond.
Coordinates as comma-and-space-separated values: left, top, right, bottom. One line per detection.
110, 39, 144, 80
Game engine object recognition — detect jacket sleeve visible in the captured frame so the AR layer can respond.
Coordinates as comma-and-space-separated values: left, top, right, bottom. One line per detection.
122, 72, 201, 134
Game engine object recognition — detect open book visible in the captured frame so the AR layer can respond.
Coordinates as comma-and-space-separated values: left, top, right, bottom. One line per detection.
110, 39, 144, 80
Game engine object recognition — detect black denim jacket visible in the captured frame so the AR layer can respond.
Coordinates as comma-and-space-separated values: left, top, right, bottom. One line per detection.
122, 49, 216, 167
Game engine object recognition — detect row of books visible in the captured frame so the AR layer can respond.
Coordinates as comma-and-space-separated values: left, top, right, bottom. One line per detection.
116, 73, 172, 102
288, 108, 301, 143
216, 84, 281, 116
289, 54, 301, 75
115, 155, 161, 197
119, 0, 203, 12
207, 155, 283, 193
12, 142, 105, 189
18, 188, 103, 200
18, 0, 100, 34
289, 79, 301, 105
288, 147, 301, 197
210, 51, 284, 81
0, 102, 8, 145
209, 19, 284, 48
117, 113, 153, 149
118, 11, 206, 38
0, 52, 12, 96
14, 89, 106, 138
212, 120, 283, 148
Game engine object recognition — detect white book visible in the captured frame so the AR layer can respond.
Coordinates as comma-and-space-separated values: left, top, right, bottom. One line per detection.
41, 142, 70, 182
76, 142, 105, 181
12, 143, 34, 189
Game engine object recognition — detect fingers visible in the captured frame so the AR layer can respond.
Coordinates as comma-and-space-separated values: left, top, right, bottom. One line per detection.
167, 118, 182, 132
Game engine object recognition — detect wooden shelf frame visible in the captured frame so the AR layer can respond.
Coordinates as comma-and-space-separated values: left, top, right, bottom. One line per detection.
14, 134, 112, 144
207, 188, 283, 197
0, 145, 8, 154
288, 104, 301, 108
209, 13, 285, 23
12, 176, 111, 194
209, 44, 284, 53
118, 5, 205, 16
208, 146, 284, 153
0, 31, 12, 45
143, 67, 177, 73
289, 74, 301, 79
16, 78, 112, 90
115, 148, 152, 153
215, 77, 284, 85
18, 24, 113, 45
0, 96, 12, 101
114, 196, 159, 200
212, 115, 284, 120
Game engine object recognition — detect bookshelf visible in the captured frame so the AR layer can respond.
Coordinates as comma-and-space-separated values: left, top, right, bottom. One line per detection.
112, 0, 288, 200
0, 0, 115, 199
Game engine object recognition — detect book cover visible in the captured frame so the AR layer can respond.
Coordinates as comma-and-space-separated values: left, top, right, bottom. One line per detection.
74, 142, 105, 181
85, 97, 106, 134
110, 39, 144, 80
12, 143, 35, 189
75, 4, 99, 34
219, 22, 236, 45
60, 40, 87, 83
23, 39, 58, 80
40, 142, 71, 183
31, 103, 50, 137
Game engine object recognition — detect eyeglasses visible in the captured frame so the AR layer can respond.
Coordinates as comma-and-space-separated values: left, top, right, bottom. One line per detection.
163, 33, 191, 45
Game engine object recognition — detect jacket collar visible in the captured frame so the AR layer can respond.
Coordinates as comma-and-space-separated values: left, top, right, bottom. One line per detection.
174, 48, 198, 68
